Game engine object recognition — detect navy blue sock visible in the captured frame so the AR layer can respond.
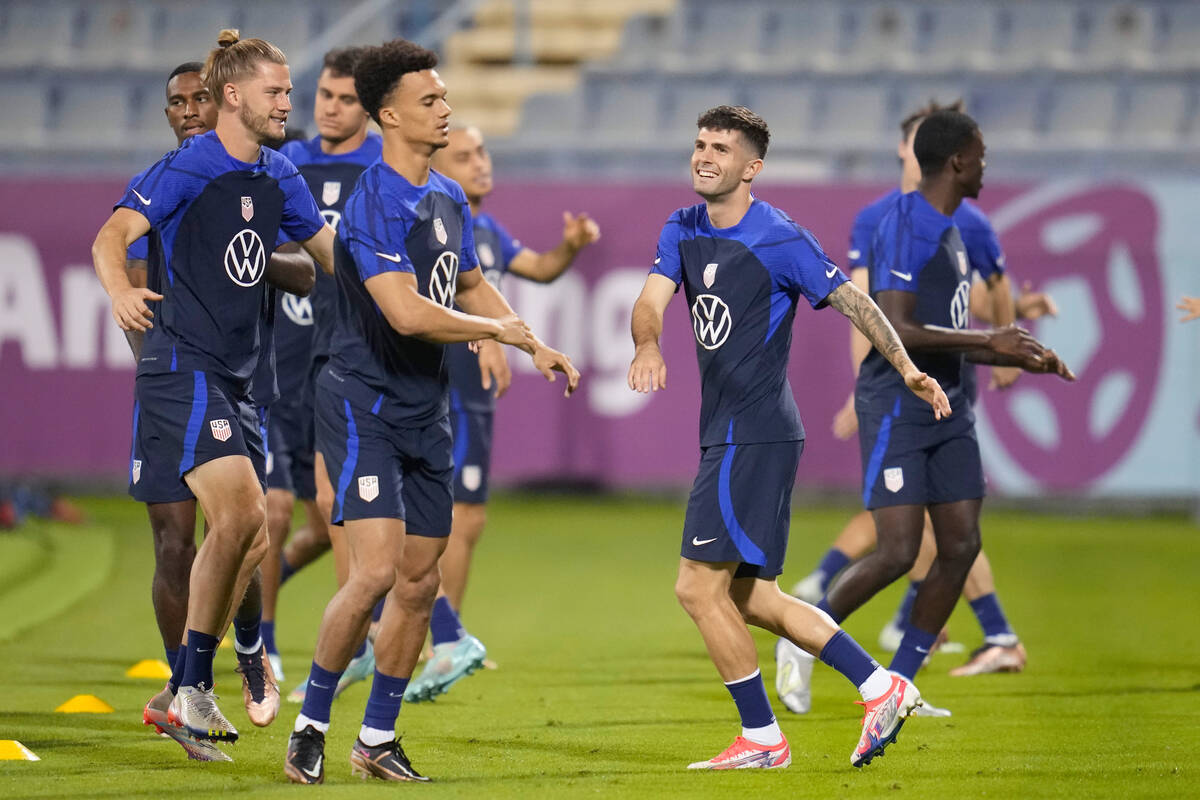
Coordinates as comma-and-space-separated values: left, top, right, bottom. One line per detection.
969, 593, 1016, 642
362, 670, 409, 732
430, 596, 465, 646
168, 646, 187, 694
299, 662, 344, 725
815, 596, 844, 624
371, 598, 384, 623
889, 625, 939, 681
279, 553, 296, 585
234, 610, 262, 653
815, 548, 852, 592
723, 670, 775, 729
261, 620, 277, 655
893, 580, 921, 627
352, 638, 368, 660
819, 629, 879, 687
164, 646, 179, 671
180, 630, 219, 691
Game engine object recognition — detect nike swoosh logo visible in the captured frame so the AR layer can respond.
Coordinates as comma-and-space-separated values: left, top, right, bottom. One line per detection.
915, 646, 930, 654
195, 648, 212, 654
310, 681, 330, 689
825, 266, 838, 278
890, 270, 913, 281
691, 536, 718, 546
376, 251, 404, 263
388, 692, 404, 698
132, 188, 152, 206
302, 756, 322, 778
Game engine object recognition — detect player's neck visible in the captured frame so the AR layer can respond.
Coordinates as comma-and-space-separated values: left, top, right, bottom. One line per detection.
320, 126, 368, 156
918, 176, 964, 217
467, 197, 482, 216
214, 117, 263, 164
382, 138, 433, 186
704, 190, 753, 229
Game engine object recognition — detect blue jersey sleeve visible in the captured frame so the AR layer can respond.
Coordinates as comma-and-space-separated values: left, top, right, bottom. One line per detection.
870, 205, 935, 294
126, 236, 148, 261
342, 190, 415, 279
278, 168, 325, 243
115, 153, 197, 229
489, 215, 523, 267
957, 204, 1006, 280
459, 199, 479, 274
777, 227, 849, 309
650, 212, 683, 285
847, 211, 875, 269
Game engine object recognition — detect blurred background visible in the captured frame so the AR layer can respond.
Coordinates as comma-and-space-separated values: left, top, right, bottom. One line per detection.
1, 0, 1198, 509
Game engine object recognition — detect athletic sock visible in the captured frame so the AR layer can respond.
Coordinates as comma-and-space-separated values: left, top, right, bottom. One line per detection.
279, 553, 297, 585
371, 598, 384, 623
819, 629, 879, 688
298, 662, 343, 728
164, 646, 179, 672
969, 593, 1018, 646
261, 620, 277, 655
361, 669, 408, 742
352, 639, 367, 660
233, 610, 263, 655
723, 669, 782, 746
294, 713, 329, 734
430, 596, 465, 646
892, 580, 921, 628
814, 548, 852, 593
857, 666, 895, 702
168, 646, 187, 695
888, 625, 939, 681
180, 630, 219, 691
815, 596, 844, 624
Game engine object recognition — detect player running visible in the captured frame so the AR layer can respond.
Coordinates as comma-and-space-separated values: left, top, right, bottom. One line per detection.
94, 30, 335, 748
402, 124, 601, 702
283, 40, 578, 785
628, 106, 948, 770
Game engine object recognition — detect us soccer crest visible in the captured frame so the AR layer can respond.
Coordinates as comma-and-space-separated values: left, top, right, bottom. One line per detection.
703, 262, 718, 288
477, 242, 495, 268
358, 475, 379, 502
240, 196, 254, 222
322, 181, 341, 206
433, 217, 448, 245
957, 250, 969, 276
210, 419, 232, 442
131, 460, 142, 484
884, 467, 904, 493
462, 465, 482, 492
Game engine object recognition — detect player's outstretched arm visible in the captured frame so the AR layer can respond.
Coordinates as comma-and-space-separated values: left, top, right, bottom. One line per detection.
93, 208, 162, 332
827, 282, 950, 419
1017, 281, 1058, 320
1178, 296, 1200, 323
507, 212, 601, 283
365, 270, 524, 345
627, 274, 676, 393
266, 241, 316, 296
298, 223, 337, 276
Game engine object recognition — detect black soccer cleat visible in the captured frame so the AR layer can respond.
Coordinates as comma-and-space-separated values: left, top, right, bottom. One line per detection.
284, 725, 326, 784
349, 736, 431, 782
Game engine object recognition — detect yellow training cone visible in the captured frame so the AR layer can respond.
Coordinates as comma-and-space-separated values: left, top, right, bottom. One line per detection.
0, 740, 40, 760
55, 694, 114, 713
126, 659, 172, 680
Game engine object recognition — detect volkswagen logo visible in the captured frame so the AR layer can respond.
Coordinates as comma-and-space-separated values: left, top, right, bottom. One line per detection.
429, 251, 459, 308
691, 293, 733, 350
224, 228, 266, 287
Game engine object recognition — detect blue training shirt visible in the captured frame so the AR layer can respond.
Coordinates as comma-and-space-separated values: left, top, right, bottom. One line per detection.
447, 211, 524, 414
651, 198, 848, 447
322, 163, 478, 426
856, 190, 974, 422
115, 131, 324, 391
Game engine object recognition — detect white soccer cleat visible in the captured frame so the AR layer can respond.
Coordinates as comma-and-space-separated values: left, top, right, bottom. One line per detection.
851, 675, 921, 768
168, 685, 239, 742
878, 620, 905, 653
790, 571, 826, 605
774, 638, 814, 714
910, 699, 952, 717
687, 735, 791, 770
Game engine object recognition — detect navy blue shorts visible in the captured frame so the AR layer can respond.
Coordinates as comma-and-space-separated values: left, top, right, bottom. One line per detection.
129, 371, 267, 504
265, 396, 316, 500
314, 383, 454, 536
858, 408, 985, 509
450, 408, 493, 505
681, 440, 803, 579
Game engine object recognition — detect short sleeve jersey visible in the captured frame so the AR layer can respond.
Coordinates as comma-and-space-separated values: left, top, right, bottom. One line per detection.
447, 211, 524, 414
856, 190, 974, 422
325, 163, 478, 426
115, 131, 324, 390
650, 198, 848, 447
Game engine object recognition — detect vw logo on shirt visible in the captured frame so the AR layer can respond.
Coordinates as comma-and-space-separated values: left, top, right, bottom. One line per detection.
429, 251, 459, 308
950, 280, 971, 330
281, 293, 314, 326
691, 293, 733, 350
224, 228, 267, 287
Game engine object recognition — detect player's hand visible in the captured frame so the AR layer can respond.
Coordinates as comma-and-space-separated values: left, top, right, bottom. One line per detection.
477, 339, 512, 398
989, 365, 1022, 391
112, 286, 163, 331
531, 344, 580, 397
1035, 348, 1076, 381
988, 324, 1047, 370
627, 345, 667, 393
1177, 296, 1200, 323
493, 314, 533, 348
831, 391, 858, 440
562, 211, 600, 250
1016, 282, 1058, 320
904, 368, 951, 420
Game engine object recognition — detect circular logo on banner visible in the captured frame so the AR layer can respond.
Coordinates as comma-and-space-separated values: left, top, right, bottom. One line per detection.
224, 228, 266, 287
691, 293, 732, 350
980, 183, 1162, 489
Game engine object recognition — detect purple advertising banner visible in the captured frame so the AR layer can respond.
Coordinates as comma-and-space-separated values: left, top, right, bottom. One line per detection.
0, 178, 1187, 495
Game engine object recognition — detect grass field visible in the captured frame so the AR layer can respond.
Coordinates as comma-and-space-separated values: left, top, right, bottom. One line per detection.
0, 494, 1197, 799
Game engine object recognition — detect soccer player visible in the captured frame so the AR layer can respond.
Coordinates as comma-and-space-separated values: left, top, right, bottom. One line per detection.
94, 30, 335, 746
628, 106, 949, 770
258, 46, 383, 688
808, 109, 1072, 710
403, 124, 601, 702
283, 40, 578, 784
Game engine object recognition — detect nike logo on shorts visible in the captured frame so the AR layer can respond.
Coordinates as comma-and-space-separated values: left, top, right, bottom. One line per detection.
691, 536, 718, 546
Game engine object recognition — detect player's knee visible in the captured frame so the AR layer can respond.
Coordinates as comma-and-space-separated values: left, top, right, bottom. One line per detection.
454, 503, 487, 544
350, 561, 396, 602
936, 529, 981, 571
244, 527, 270, 569
153, 532, 196, 574
674, 573, 715, 617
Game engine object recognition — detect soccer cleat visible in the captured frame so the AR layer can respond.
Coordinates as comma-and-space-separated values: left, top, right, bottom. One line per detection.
911, 699, 952, 717
878, 620, 904, 653
790, 571, 826, 605
334, 640, 376, 698
349, 737, 431, 782
284, 725, 326, 784
404, 635, 487, 702
268, 651, 285, 683
686, 735, 791, 770
774, 637, 814, 714
143, 684, 232, 762
168, 685, 239, 743
287, 678, 308, 704
949, 641, 1027, 677
236, 646, 280, 727
851, 675, 921, 768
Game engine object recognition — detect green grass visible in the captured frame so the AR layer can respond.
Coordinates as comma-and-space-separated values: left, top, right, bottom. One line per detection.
0, 494, 1197, 799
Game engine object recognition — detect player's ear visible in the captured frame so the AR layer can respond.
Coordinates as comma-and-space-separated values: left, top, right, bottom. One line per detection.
377, 105, 399, 128
742, 158, 763, 182
223, 82, 239, 108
